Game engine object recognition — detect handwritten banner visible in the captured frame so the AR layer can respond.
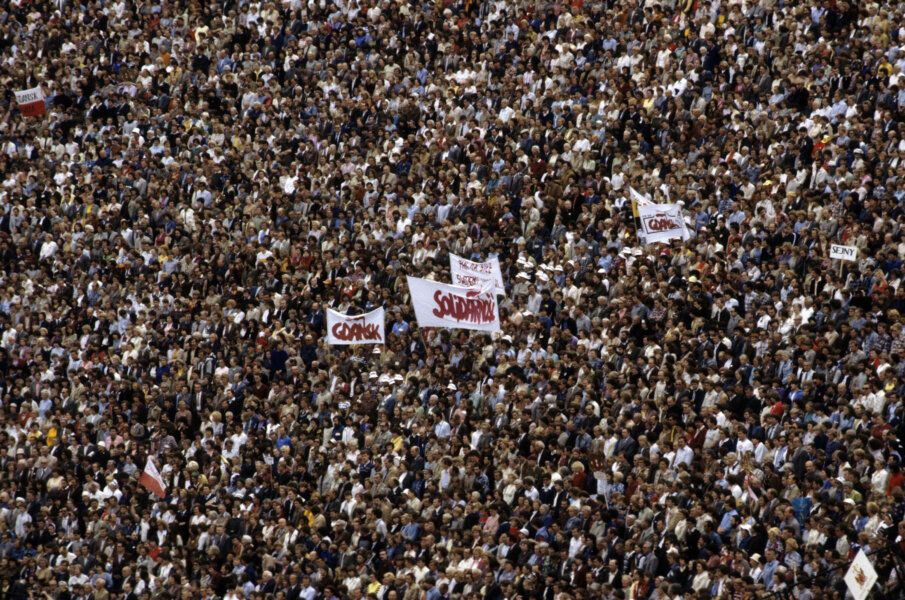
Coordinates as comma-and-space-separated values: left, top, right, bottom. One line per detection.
637, 203, 691, 244
406, 276, 500, 332
449, 253, 505, 295
325, 307, 385, 345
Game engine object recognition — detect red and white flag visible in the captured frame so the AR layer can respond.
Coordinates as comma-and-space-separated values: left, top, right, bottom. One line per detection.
139, 458, 167, 498
744, 474, 758, 503
14, 86, 46, 117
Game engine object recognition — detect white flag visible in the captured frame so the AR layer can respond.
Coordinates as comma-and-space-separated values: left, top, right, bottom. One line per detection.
629, 186, 653, 206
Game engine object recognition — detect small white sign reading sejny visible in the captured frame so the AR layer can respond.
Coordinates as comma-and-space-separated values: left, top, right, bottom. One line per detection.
829, 244, 858, 261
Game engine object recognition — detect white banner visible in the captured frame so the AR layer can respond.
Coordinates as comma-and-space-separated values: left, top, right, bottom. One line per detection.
449, 254, 505, 295
830, 244, 858, 261
325, 307, 385, 345
637, 203, 691, 244
406, 276, 500, 332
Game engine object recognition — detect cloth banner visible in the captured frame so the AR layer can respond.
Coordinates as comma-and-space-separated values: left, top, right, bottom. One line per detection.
326, 307, 385, 344
637, 203, 691, 244
15, 86, 46, 117
629, 186, 652, 218
449, 253, 505, 295
406, 276, 501, 332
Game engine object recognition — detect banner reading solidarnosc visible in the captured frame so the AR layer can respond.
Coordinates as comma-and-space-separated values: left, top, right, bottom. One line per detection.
637, 203, 691, 244
14, 86, 46, 117
406, 276, 500, 332
449, 254, 505, 295
325, 307, 385, 345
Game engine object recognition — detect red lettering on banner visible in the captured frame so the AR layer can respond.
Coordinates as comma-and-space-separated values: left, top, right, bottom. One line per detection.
331, 321, 383, 342
454, 274, 480, 286
431, 291, 496, 323
457, 259, 492, 274
643, 215, 680, 232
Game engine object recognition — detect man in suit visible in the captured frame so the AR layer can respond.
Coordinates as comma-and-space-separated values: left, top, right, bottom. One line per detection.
602, 559, 622, 588
615, 428, 638, 460
637, 542, 658, 575
534, 441, 557, 471
555, 549, 572, 581
570, 555, 589, 588
285, 573, 302, 600
258, 571, 277, 595
212, 525, 230, 557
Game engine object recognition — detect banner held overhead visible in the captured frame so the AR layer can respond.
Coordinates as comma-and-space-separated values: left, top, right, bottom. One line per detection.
406, 276, 501, 332
449, 254, 506, 295
326, 307, 386, 345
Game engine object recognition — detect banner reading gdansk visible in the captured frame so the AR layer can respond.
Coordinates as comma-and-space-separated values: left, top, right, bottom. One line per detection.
326, 307, 386, 344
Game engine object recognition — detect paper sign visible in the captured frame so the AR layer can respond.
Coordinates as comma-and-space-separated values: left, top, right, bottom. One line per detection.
830, 244, 858, 261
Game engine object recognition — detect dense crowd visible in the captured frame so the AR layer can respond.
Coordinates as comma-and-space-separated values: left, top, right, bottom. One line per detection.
2, 0, 905, 600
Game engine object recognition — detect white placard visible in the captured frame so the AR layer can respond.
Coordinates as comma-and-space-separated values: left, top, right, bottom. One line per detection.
830, 244, 858, 261
844, 549, 877, 600
406, 276, 500, 332
449, 253, 506, 295
637, 203, 691, 244
325, 307, 385, 345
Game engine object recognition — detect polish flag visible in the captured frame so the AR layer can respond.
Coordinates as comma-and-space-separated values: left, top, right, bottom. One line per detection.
139, 458, 167, 498
14, 86, 46, 117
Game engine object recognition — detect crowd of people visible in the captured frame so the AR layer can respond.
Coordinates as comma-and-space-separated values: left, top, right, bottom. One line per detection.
2, 0, 905, 599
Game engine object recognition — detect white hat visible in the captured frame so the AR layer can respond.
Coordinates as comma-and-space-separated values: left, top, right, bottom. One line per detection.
369, 371, 378, 379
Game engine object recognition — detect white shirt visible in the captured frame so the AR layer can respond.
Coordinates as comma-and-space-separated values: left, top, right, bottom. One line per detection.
736, 437, 755, 457
673, 445, 694, 467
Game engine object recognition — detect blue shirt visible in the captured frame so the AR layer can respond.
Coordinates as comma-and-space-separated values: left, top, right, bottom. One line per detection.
402, 522, 419, 541
763, 559, 779, 590
718, 509, 738, 533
